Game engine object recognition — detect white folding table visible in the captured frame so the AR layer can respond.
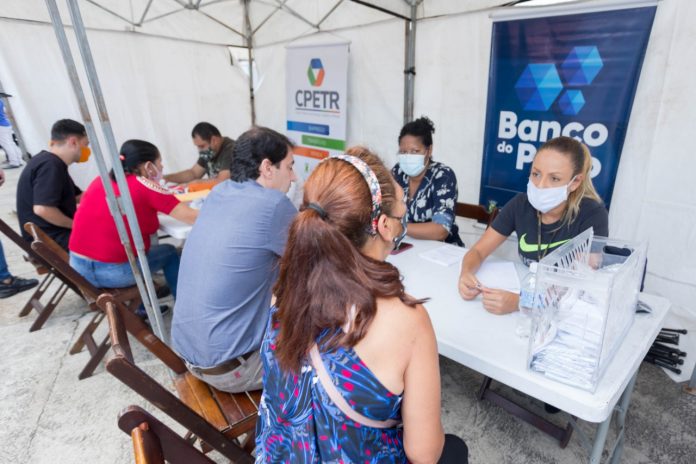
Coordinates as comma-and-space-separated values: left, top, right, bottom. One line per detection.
157, 214, 192, 240
387, 239, 670, 464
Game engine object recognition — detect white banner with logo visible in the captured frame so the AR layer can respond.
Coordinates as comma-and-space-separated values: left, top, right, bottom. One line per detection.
286, 42, 349, 181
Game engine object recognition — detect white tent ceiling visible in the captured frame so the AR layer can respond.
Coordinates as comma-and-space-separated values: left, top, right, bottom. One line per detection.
0, 0, 514, 47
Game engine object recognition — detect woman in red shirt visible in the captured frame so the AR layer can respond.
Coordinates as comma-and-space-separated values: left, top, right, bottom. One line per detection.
69, 139, 198, 304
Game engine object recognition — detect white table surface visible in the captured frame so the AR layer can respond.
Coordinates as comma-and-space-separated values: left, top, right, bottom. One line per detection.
158, 214, 192, 240
387, 239, 670, 423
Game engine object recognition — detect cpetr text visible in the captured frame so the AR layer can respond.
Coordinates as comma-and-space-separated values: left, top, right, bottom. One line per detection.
295, 90, 340, 110
497, 111, 606, 175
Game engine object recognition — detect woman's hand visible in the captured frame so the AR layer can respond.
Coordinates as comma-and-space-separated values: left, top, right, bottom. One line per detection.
481, 288, 519, 315
458, 272, 482, 300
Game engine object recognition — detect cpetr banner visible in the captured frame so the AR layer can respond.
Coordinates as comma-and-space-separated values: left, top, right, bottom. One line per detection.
479, 6, 656, 210
286, 42, 349, 181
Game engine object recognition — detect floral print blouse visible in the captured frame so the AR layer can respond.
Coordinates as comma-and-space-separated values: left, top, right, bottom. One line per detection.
392, 160, 462, 245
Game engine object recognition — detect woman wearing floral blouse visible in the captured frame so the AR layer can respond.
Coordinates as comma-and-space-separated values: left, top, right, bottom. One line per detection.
391, 116, 463, 245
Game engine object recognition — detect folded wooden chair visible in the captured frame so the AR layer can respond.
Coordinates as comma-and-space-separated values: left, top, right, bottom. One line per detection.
118, 405, 215, 464
101, 294, 257, 464
24, 222, 147, 380
0, 218, 81, 331
455, 202, 499, 227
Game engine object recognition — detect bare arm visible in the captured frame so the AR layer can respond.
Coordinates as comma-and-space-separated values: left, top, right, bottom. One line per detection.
163, 163, 205, 184
215, 169, 230, 181
406, 222, 448, 241
458, 227, 507, 299
402, 305, 445, 464
33, 205, 73, 229
168, 203, 198, 225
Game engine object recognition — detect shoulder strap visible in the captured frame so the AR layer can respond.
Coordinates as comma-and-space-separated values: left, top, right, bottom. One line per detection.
309, 344, 400, 429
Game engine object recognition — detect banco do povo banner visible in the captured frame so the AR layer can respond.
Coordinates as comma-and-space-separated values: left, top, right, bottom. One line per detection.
286, 42, 349, 181
479, 6, 656, 209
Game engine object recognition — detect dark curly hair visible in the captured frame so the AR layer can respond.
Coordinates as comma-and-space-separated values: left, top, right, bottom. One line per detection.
230, 126, 294, 182
398, 116, 435, 148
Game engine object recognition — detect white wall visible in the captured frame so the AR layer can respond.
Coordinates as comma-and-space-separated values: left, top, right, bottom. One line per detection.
0, 19, 251, 189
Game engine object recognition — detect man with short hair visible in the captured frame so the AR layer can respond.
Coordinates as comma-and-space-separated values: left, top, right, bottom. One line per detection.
164, 122, 235, 184
17, 119, 89, 250
172, 126, 297, 393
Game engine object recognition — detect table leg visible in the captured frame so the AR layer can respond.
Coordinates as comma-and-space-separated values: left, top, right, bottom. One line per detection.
608, 371, 638, 464
589, 370, 639, 464
684, 361, 696, 396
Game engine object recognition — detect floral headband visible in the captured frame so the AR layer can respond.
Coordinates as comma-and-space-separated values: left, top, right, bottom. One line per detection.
330, 153, 383, 235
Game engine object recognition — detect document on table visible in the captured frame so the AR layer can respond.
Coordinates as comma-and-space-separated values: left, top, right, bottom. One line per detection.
476, 260, 520, 293
419, 244, 467, 267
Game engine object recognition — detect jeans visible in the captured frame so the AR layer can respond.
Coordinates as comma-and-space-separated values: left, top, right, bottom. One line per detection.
0, 240, 11, 281
69, 244, 180, 296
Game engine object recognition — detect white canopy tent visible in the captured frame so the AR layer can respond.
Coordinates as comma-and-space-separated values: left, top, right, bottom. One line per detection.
1, 0, 694, 353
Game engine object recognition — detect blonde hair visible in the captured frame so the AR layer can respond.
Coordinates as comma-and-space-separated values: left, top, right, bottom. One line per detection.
537, 136, 602, 226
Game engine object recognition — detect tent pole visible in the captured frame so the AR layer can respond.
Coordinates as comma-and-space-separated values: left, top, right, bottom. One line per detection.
243, 0, 256, 125
403, 0, 419, 124
0, 79, 30, 161
45, 0, 166, 342
64, 0, 167, 341
44, 0, 146, 314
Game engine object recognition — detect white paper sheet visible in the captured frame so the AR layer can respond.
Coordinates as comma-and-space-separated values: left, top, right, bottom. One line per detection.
419, 244, 467, 267
476, 260, 521, 293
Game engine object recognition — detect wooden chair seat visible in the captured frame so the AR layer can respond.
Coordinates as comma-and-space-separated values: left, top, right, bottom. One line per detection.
101, 294, 256, 463
173, 373, 261, 439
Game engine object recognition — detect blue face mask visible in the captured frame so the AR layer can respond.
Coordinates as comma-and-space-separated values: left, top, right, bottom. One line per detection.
398, 154, 426, 177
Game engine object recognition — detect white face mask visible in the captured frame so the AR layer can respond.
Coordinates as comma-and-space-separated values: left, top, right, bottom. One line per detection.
398, 154, 426, 177
526, 176, 576, 213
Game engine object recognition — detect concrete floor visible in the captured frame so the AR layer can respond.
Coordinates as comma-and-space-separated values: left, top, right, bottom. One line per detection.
1, 166, 694, 464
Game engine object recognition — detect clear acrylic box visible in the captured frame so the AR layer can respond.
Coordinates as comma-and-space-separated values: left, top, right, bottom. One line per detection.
526, 228, 647, 392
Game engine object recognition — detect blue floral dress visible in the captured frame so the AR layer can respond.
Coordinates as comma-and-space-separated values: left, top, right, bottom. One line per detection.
392, 161, 462, 246
255, 309, 406, 463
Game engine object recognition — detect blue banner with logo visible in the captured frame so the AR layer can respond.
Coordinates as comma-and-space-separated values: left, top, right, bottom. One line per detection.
479, 7, 656, 209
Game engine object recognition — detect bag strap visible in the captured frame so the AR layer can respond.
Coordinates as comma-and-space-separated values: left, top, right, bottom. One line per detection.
309, 344, 401, 429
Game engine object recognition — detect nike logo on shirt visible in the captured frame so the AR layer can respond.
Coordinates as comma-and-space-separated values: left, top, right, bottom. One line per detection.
519, 233, 570, 253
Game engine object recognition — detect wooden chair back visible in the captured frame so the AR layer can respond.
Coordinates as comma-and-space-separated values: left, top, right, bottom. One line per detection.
24, 222, 99, 303
455, 202, 499, 227
118, 405, 215, 464
102, 295, 256, 464
0, 218, 49, 274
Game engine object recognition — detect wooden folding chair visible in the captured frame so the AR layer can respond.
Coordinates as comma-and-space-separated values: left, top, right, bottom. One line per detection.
118, 405, 215, 464
455, 202, 499, 227
23, 222, 147, 380
101, 294, 257, 464
0, 218, 81, 331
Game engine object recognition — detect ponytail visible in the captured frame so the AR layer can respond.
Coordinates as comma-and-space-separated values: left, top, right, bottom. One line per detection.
273, 148, 423, 373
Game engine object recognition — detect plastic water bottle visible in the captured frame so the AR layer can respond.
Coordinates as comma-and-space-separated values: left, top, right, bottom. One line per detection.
516, 262, 537, 338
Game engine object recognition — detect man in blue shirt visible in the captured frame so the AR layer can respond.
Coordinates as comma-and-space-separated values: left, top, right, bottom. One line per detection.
172, 126, 297, 393
0, 93, 23, 169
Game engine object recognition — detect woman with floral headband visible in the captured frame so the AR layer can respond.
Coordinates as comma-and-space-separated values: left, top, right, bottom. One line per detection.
256, 146, 469, 463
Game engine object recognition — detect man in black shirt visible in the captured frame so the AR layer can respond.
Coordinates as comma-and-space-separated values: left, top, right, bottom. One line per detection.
16, 119, 88, 250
